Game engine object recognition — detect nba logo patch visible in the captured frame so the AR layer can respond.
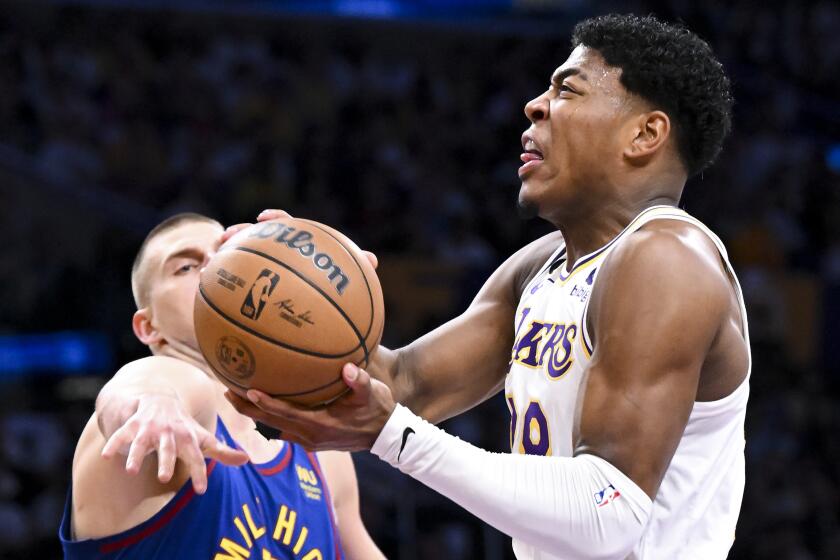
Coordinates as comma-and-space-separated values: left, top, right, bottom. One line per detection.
594, 484, 621, 508
240, 268, 280, 320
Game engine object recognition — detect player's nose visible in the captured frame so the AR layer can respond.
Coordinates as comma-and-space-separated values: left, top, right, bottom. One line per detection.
524, 92, 549, 123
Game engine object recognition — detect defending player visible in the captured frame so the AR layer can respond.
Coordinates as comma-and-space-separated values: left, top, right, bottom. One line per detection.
59, 213, 385, 559
225, 14, 747, 559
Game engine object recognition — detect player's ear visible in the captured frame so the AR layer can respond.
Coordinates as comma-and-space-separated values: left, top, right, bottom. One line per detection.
133, 308, 163, 346
623, 110, 670, 166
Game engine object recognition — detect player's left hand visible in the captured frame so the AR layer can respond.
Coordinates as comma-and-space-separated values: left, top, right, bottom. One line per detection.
225, 364, 396, 451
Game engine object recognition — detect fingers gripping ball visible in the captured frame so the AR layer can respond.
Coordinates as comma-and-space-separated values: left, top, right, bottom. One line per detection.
194, 218, 385, 407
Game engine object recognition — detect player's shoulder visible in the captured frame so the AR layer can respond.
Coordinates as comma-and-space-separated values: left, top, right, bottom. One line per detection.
474, 230, 564, 306
600, 218, 732, 300
633, 218, 728, 275
507, 230, 565, 297
516, 230, 565, 260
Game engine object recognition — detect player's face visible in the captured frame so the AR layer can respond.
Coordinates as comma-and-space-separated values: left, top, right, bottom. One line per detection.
519, 46, 635, 222
145, 221, 224, 349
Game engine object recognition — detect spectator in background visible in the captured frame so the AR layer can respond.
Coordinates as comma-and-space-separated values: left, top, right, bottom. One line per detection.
0, 2, 837, 557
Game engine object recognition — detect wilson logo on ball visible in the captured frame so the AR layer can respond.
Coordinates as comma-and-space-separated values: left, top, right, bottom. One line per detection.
248, 222, 350, 295
240, 268, 280, 320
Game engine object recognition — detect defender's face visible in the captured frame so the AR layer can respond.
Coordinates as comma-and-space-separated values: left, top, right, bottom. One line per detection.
144, 221, 224, 349
519, 46, 633, 221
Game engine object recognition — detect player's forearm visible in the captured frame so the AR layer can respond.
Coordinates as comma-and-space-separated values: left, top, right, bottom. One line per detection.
369, 344, 455, 424
372, 405, 652, 559
370, 345, 437, 417
95, 358, 211, 439
95, 384, 177, 439
366, 344, 453, 423
388, 325, 509, 424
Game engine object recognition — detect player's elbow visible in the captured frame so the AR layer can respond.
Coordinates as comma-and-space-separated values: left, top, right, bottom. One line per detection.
539, 455, 652, 560
570, 497, 648, 560
592, 520, 646, 560
540, 513, 645, 560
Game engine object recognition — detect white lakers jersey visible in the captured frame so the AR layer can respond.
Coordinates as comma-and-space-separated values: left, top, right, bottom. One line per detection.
505, 206, 749, 560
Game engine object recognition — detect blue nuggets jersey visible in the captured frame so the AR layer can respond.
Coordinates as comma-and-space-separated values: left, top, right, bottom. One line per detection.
59, 418, 343, 560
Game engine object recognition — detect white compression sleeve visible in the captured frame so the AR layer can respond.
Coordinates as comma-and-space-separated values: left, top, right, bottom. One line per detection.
372, 404, 653, 560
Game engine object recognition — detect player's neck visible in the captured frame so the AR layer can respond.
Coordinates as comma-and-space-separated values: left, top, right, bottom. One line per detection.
557, 195, 678, 269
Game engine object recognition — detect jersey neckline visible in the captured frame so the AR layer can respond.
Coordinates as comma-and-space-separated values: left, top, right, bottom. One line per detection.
214, 416, 290, 472
554, 204, 679, 281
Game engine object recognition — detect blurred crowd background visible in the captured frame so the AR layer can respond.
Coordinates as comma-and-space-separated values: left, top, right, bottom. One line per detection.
0, 0, 838, 558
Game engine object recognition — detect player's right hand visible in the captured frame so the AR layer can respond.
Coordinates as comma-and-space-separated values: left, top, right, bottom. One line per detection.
221, 209, 292, 244
99, 393, 249, 494
221, 209, 379, 269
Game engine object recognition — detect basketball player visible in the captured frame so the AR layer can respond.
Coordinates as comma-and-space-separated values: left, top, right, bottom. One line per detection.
59, 213, 385, 559
225, 14, 746, 559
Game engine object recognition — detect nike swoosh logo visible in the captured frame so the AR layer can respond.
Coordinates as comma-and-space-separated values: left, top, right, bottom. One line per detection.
398, 427, 415, 462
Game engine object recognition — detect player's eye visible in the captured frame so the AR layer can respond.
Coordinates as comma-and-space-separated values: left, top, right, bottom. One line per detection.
558, 83, 574, 93
175, 263, 198, 275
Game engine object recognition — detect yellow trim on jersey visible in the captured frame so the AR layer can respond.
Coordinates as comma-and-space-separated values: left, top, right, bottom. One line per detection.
554, 205, 681, 284
580, 331, 593, 359
554, 250, 609, 287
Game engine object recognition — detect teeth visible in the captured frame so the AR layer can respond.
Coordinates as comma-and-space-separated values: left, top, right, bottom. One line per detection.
521, 135, 543, 159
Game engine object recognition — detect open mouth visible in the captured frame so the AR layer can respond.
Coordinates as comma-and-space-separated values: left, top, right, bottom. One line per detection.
520, 149, 544, 163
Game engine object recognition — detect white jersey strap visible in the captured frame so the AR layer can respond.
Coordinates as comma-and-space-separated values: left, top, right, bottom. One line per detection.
579, 206, 751, 377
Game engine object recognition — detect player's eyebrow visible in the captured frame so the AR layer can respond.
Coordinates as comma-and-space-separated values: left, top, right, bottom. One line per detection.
551, 67, 588, 85
161, 247, 205, 269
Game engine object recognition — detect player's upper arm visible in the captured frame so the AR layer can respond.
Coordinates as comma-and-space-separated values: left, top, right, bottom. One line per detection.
390, 231, 564, 423
72, 357, 219, 538
317, 451, 386, 560
574, 223, 732, 499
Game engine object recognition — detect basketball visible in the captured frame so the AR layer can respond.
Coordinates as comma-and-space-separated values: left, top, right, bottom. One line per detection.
194, 218, 385, 406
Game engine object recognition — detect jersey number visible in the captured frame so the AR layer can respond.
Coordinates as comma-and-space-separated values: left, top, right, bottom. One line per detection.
507, 396, 551, 456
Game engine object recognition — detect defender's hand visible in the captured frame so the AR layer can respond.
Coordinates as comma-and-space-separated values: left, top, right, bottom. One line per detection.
226, 364, 396, 452
99, 393, 249, 494
221, 209, 378, 269
221, 209, 292, 244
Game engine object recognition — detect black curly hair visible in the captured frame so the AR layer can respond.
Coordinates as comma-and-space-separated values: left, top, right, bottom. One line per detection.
572, 14, 733, 177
